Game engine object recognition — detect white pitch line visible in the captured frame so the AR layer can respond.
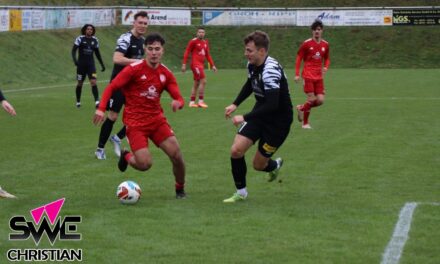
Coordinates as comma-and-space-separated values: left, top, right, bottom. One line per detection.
381, 202, 418, 264
381, 202, 440, 264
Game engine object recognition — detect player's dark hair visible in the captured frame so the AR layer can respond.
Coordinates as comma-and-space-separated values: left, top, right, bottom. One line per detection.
311, 20, 324, 30
145, 33, 165, 46
244, 30, 270, 51
81, 24, 95, 35
197, 26, 205, 31
134, 11, 149, 20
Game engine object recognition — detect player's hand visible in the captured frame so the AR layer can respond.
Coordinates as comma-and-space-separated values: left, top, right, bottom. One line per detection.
93, 110, 105, 125
181, 64, 186, 73
171, 100, 183, 112
212, 66, 218, 73
101, 65, 106, 72
231, 115, 244, 126
224, 104, 237, 119
323, 67, 328, 75
1, 101, 16, 116
294, 76, 301, 83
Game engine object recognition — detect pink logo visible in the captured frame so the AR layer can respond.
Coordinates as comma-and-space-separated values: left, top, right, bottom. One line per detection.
30, 198, 65, 225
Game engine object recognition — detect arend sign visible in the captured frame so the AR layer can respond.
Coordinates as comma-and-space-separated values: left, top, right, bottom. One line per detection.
7, 198, 82, 262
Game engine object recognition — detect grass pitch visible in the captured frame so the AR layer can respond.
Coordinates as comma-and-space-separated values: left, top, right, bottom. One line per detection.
0, 68, 439, 263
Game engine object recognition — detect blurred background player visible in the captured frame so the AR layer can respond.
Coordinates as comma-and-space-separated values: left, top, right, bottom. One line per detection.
71, 24, 105, 108
95, 11, 148, 160
181, 27, 217, 108
93, 33, 187, 199
0, 89, 17, 198
223, 31, 293, 203
294, 20, 330, 129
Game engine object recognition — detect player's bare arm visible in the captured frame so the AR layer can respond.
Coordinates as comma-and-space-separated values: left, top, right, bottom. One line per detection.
113, 51, 140, 66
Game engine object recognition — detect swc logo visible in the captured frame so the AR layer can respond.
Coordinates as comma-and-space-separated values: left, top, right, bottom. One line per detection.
9, 198, 81, 245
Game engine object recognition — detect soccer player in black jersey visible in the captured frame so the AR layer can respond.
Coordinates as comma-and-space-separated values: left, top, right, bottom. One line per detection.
95, 11, 148, 160
223, 31, 293, 203
0, 89, 17, 198
72, 24, 105, 108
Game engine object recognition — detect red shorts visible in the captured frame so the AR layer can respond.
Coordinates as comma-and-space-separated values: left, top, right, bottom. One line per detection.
126, 121, 174, 152
303, 78, 325, 95
191, 64, 205, 80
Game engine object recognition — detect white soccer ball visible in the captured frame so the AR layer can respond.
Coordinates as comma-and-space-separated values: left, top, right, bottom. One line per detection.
116, 180, 142, 204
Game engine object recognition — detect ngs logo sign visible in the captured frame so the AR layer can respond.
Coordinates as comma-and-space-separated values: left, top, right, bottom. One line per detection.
7, 198, 82, 262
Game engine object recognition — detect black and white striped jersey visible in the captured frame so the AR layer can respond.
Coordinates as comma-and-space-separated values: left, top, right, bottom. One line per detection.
73, 35, 100, 65
233, 56, 293, 122
111, 31, 145, 80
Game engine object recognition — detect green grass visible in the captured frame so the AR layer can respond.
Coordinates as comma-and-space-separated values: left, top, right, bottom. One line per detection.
1, 25, 440, 91
0, 68, 439, 263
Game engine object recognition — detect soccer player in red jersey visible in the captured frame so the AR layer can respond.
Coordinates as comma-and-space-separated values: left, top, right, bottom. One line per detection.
93, 33, 187, 199
181, 27, 217, 108
295, 20, 330, 129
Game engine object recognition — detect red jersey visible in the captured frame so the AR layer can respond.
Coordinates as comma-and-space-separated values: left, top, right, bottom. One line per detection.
182, 38, 215, 67
295, 38, 330, 80
99, 60, 184, 127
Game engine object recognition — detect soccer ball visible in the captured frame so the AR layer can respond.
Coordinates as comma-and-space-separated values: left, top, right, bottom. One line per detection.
116, 181, 142, 204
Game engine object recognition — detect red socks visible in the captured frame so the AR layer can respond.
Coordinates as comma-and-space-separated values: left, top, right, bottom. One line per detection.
175, 182, 185, 191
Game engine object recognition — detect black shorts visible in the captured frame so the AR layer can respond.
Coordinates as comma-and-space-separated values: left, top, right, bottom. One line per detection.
107, 90, 125, 113
76, 64, 97, 81
238, 117, 292, 158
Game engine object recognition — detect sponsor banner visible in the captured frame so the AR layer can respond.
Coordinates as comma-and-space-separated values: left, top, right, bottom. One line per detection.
0, 10, 9, 31
122, 9, 190, 26
393, 9, 440, 25
92, 9, 114, 26
45, 9, 67, 29
297, 9, 392, 26
22, 10, 45, 31
203, 10, 297, 25
9, 9, 22, 31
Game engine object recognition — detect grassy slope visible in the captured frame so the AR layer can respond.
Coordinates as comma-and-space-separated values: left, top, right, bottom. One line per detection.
0, 25, 439, 90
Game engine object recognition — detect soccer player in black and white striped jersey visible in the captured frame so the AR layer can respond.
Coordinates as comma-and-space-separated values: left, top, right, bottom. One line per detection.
223, 31, 293, 203
71, 24, 105, 108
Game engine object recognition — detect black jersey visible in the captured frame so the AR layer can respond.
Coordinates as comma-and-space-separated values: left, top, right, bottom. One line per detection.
110, 31, 145, 80
73, 35, 100, 65
233, 56, 293, 123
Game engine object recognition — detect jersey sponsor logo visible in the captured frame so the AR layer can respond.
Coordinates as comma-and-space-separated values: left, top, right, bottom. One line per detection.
262, 143, 277, 154
312, 52, 321, 60
140, 86, 159, 99
160, 74, 166, 83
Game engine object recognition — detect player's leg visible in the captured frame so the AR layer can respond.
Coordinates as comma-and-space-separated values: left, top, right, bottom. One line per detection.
254, 122, 291, 182
197, 68, 208, 108
95, 91, 124, 159
314, 79, 325, 107
75, 68, 85, 108
189, 65, 201, 107
224, 121, 259, 203
88, 66, 99, 108
158, 136, 186, 199
297, 78, 316, 128
118, 126, 152, 172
